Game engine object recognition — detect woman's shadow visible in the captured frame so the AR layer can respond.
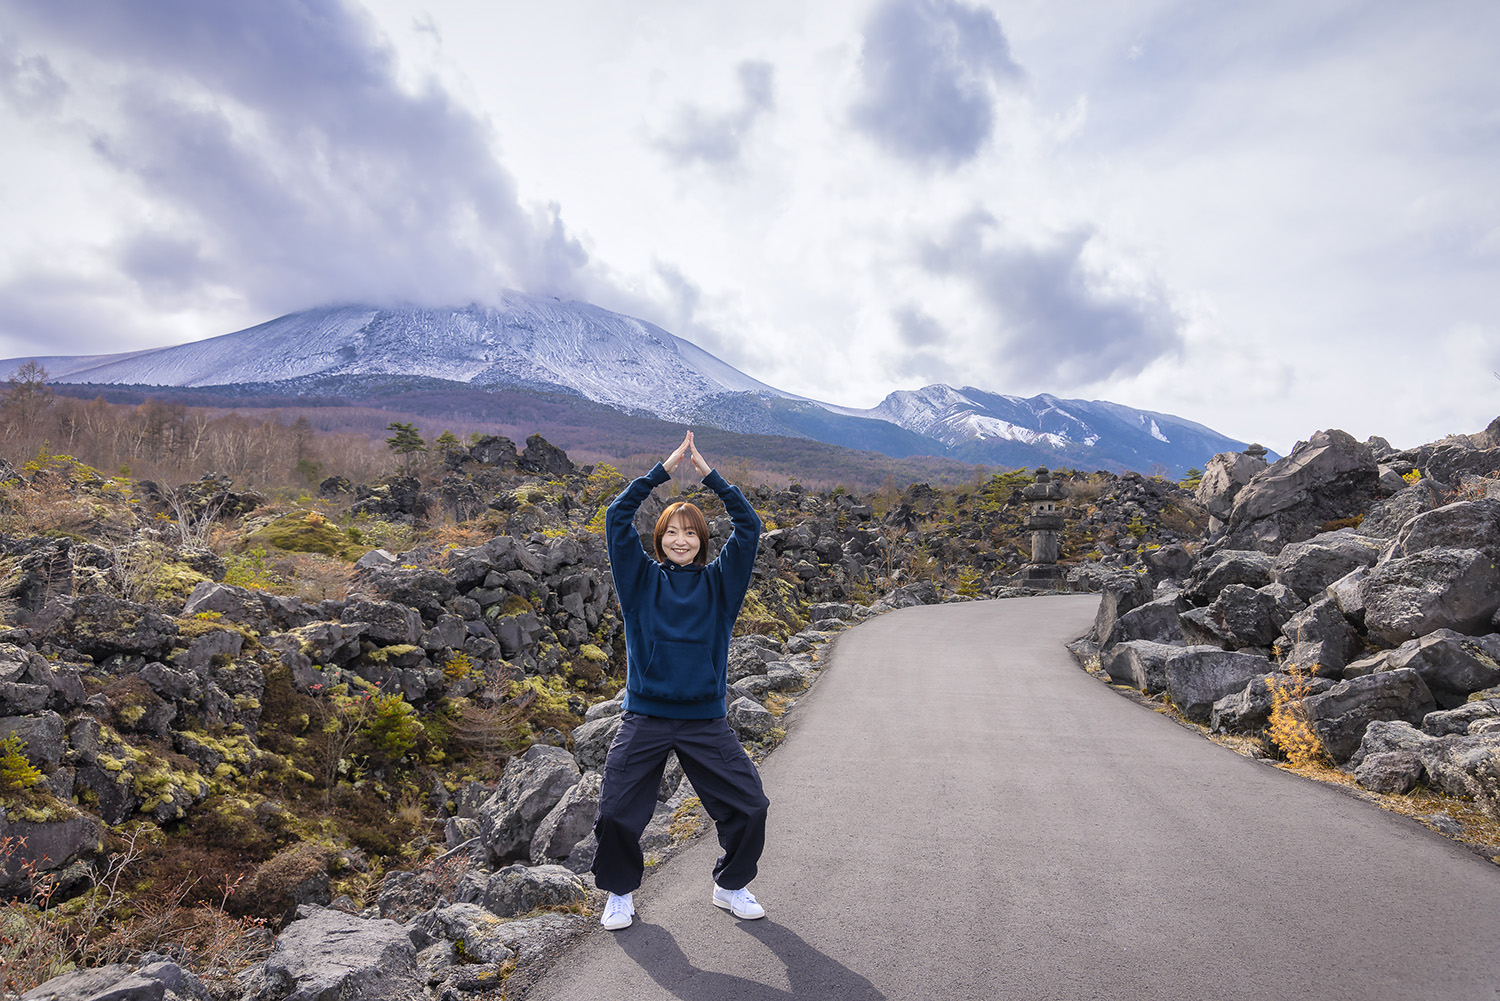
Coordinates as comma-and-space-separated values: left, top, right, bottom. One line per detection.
614, 920, 887, 1001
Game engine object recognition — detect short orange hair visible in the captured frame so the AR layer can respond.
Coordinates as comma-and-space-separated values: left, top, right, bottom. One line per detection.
653, 501, 710, 566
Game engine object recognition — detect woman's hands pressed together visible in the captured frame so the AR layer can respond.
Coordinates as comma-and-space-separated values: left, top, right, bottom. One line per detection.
666, 431, 712, 478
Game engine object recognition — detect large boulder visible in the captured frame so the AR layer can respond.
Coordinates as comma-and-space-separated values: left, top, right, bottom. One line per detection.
1352, 720, 1500, 818
255, 907, 420, 1001
1374, 630, 1500, 710
1359, 480, 1445, 538
1140, 544, 1194, 586
727, 696, 776, 740
1422, 698, 1500, 737
1104, 596, 1185, 648
469, 435, 519, 467
1102, 640, 1192, 693
1179, 584, 1287, 649
1271, 530, 1382, 602
181, 582, 315, 632
1164, 648, 1276, 722
0, 812, 102, 896
530, 772, 603, 865
1182, 550, 1275, 606
1324, 567, 1370, 625
1196, 450, 1269, 532
477, 745, 582, 864
1087, 571, 1153, 646
408, 902, 517, 966
454, 863, 589, 919
352, 568, 458, 623
1302, 668, 1436, 762
0, 643, 85, 714
569, 713, 624, 772
517, 434, 576, 477
36, 595, 179, 660
1352, 751, 1425, 794
341, 600, 422, 646
1388, 498, 1500, 562
1276, 597, 1361, 678
23, 961, 209, 1001
1223, 430, 1380, 552
1363, 548, 1500, 643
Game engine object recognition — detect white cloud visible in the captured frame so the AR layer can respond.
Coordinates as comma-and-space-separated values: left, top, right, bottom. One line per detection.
0, 0, 1496, 454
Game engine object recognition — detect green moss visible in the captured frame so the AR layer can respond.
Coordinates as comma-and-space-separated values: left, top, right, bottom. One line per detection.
578, 644, 608, 663
176, 615, 258, 645
150, 560, 210, 603
250, 512, 367, 560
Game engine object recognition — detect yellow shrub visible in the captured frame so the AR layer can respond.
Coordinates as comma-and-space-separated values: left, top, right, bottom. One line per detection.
1267, 667, 1329, 768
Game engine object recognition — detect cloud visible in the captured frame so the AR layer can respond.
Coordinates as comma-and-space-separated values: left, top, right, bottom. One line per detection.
0, 0, 592, 353
920, 211, 1184, 385
893, 304, 947, 348
651, 60, 776, 167
849, 0, 1023, 168
0, 32, 66, 115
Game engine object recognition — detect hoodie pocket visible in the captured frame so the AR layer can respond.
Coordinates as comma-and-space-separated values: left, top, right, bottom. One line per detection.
634, 640, 720, 703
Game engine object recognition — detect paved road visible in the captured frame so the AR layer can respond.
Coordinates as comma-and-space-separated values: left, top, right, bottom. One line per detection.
525, 597, 1500, 1001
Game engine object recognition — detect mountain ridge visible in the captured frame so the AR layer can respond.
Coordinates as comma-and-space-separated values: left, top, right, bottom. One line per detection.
1, 293, 1267, 475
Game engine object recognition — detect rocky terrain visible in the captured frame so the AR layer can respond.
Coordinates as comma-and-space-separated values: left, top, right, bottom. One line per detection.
1073, 420, 1500, 854
3, 415, 1496, 1001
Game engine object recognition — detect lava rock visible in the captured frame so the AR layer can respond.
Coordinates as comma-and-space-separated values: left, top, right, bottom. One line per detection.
1271, 529, 1382, 602
1302, 668, 1437, 762
1164, 648, 1276, 722
1363, 548, 1500, 643
478, 745, 582, 864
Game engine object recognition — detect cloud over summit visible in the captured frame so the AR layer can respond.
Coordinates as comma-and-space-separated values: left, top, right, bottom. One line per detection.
0, 0, 590, 347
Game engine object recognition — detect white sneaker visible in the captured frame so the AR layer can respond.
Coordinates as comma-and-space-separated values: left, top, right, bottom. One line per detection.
712, 884, 766, 920
601, 892, 634, 930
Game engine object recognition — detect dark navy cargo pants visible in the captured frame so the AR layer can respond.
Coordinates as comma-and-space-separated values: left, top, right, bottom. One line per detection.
592, 711, 770, 895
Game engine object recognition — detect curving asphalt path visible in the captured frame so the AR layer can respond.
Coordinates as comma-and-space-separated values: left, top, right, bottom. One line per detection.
524, 596, 1500, 1001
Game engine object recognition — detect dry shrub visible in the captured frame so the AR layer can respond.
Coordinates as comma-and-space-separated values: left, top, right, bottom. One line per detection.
1267, 665, 1330, 768
431, 518, 501, 549
451, 695, 531, 756
264, 551, 351, 601
0, 830, 270, 994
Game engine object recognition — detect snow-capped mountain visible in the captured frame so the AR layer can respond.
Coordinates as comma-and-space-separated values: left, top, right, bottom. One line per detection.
1, 295, 1260, 474
12, 294, 796, 425
822, 385, 1256, 472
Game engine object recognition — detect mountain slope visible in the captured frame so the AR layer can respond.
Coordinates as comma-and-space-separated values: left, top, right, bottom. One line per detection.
13, 295, 797, 424
3, 295, 1261, 475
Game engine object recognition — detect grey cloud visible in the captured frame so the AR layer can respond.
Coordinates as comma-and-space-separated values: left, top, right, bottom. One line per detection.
921, 211, 1184, 384
894, 305, 947, 347
652, 60, 776, 167
849, 0, 1023, 168
0, 0, 590, 350
0, 32, 66, 115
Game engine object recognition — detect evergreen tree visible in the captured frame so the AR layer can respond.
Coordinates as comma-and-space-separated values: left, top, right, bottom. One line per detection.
385, 422, 428, 473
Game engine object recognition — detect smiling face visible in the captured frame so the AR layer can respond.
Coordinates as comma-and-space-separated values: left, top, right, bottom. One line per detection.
653, 501, 709, 567
659, 513, 702, 566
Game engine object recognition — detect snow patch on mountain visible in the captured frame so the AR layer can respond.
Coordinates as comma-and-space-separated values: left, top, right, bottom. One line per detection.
4, 294, 797, 421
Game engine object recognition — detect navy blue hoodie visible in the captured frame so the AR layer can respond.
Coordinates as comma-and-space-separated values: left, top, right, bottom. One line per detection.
606, 462, 762, 719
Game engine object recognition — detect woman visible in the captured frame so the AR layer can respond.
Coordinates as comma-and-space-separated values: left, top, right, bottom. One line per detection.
593, 431, 770, 931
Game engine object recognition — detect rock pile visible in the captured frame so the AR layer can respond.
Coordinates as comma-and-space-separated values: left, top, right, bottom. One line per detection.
1077, 422, 1500, 819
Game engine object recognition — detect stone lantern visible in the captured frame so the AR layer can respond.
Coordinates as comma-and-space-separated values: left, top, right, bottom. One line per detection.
1022, 467, 1067, 564
1243, 442, 1268, 461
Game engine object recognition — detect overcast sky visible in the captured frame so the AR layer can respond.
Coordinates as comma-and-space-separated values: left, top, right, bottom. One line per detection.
1, 0, 1496, 453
